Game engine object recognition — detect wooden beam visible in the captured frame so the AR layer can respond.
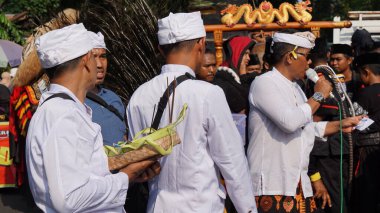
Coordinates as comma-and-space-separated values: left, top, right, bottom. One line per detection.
205, 21, 352, 32
205, 21, 352, 66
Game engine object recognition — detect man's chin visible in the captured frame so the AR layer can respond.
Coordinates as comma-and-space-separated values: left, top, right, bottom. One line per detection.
95, 79, 105, 85
333, 67, 341, 72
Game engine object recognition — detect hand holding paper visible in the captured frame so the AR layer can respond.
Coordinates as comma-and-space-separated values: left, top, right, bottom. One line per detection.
353, 117, 374, 131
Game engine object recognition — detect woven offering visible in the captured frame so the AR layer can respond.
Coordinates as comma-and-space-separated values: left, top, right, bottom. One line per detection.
105, 104, 187, 170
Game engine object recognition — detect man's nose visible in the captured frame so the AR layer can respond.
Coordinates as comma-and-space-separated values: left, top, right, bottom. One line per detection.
95, 57, 102, 68
209, 66, 216, 74
307, 58, 312, 65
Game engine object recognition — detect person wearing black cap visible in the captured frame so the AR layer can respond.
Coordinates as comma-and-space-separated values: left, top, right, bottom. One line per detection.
306, 39, 355, 213
352, 52, 380, 213
351, 29, 375, 57
330, 44, 362, 101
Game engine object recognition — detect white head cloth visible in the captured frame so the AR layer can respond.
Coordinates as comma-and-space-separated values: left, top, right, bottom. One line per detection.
36, 23, 95, 69
10, 67, 18, 77
88, 31, 107, 49
272, 32, 316, 49
157, 11, 206, 45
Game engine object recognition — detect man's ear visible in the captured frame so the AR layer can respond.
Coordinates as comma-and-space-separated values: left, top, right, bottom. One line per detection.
285, 52, 294, 65
363, 67, 371, 77
196, 37, 206, 53
348, 57, 353, 65
82, 52, 92, 72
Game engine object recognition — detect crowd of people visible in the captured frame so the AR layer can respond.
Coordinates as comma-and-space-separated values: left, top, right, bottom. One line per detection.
0, 10, 379, 213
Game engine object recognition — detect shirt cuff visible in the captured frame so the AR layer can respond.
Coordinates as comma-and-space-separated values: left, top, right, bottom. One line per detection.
314, 121, 328, 141
115, 172, 129, 189
299, 103, 313, 123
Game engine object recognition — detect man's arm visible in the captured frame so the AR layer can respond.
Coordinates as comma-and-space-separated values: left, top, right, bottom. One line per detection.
43, 110, 156, 212
205, 86, 257, 213
250, 78, 313, 133
323, 116, 362, 136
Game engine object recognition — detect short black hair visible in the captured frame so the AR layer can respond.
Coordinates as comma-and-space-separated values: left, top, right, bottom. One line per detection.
263, 36, 273, 65
309, 37, 328, 65
44, 55, 83, 79
354, 52, 380, 73
248, 54, 260, 66
205, 48, 214, 55
271, 42, 296, 65
270, 29, 299, 65
159, 38, 200, 56
362, 64, 380, 76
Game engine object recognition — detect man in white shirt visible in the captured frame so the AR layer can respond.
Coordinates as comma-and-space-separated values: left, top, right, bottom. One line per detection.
127, 12, 257, 213
26, 23, 159, 213
247, 31, 361, 212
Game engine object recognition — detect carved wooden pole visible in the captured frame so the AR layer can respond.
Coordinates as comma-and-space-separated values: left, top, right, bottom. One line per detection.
213, 30, 223, 66
311, 27, 321, 38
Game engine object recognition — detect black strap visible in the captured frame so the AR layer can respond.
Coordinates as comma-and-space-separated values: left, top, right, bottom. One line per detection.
41, 93, 75, 106
86, 92, 124, 121
151, 72, 194, 130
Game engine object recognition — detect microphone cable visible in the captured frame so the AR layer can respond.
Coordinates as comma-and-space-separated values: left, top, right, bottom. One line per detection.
315, 65, 353, 213
338, 102, 344, 213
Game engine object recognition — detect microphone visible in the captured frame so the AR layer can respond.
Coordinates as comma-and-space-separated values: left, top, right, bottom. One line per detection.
306, 68, 335, 99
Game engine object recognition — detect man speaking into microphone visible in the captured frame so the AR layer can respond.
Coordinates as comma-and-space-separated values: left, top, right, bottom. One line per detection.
247, 30, 362, 213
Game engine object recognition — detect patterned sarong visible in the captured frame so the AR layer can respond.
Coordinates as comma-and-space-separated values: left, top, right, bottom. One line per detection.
255, 183, 316, 213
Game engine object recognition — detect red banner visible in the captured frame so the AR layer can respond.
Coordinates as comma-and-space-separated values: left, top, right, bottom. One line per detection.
0, 122, 16, 188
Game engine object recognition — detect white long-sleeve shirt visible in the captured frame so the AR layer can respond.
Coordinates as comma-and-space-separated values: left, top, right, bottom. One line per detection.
247, 68, 327, 198
127, 64, 256, 213
26, 84, 129, 213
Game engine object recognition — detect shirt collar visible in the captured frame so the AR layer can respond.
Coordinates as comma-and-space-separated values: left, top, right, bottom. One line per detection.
97, 86, 106, 96
161, 64, 196, 77
48, 84, 92, 116
272, 67, 298, 87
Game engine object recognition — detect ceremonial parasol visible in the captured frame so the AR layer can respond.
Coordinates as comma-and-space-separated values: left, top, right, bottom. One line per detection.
0, 40, 22, 68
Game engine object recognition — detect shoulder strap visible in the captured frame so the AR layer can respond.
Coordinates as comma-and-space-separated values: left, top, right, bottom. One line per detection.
86, 92, 124, 121
41, 93, 75, 106
151, 72, 194, 130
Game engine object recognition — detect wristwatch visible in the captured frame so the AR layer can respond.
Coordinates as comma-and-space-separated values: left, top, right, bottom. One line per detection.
311, 92, 324, 103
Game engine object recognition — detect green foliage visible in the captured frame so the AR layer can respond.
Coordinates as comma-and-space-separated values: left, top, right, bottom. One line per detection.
3, 0, 60, 19
0, 13, 24, 44
312, 0, 380, 20
0, 0, 62, 44
347, 0, 380, 11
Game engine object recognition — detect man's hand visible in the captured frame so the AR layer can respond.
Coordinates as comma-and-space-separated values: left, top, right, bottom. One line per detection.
324, 115, 364, 136
134, 161, 161, 183
312, 179, 332, 209
119, 159, 160, 182
341, 115, 363, 133
313, 76, 332, 99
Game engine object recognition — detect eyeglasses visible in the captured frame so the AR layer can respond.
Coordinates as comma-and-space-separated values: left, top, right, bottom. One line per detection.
295, 52, 310, 60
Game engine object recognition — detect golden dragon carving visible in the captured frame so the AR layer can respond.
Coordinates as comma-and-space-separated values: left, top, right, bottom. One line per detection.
221, 0, 312, 26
